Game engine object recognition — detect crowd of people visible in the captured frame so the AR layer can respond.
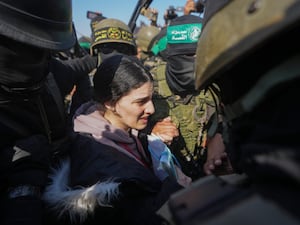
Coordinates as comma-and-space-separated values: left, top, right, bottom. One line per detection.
0, 0, 299, 225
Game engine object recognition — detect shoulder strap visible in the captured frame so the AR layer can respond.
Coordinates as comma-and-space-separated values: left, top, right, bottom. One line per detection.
152, 61, 173, 97
0, 73, 66, 144
46, 72, 66, 126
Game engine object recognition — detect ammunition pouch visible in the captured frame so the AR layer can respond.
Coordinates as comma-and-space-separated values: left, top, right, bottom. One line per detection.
150, 61, 216, 179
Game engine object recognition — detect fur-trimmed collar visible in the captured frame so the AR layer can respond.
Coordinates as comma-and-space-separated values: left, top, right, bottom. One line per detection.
43, 158, 120, 223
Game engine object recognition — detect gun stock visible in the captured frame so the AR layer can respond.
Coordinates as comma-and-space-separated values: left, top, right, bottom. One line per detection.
128, 0, 153, 32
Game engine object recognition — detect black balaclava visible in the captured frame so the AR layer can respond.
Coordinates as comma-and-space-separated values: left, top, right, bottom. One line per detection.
165, 15, 202, 97
0, 35, 49, 97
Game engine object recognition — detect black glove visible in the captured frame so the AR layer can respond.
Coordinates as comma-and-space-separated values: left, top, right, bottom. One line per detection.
8, 135, 51, 187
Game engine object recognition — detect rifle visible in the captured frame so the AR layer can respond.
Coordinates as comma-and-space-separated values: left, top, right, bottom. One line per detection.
128, 0, 153, 32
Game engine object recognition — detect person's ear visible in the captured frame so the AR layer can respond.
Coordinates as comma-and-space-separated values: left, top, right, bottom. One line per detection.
104, 101, 115, 112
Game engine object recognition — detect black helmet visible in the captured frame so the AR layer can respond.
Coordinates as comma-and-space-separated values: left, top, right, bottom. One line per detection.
0, 0, 76, 50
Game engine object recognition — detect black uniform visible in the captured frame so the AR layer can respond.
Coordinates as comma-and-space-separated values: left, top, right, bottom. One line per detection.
0, 50, 96, 225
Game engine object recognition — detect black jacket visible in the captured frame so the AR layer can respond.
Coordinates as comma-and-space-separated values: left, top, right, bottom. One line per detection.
0, 54, 96, 225
43, 133, 183, 225
0, 54, 96, 148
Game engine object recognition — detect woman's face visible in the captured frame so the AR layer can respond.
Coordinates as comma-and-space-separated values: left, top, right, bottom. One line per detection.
106, 81, 155, 131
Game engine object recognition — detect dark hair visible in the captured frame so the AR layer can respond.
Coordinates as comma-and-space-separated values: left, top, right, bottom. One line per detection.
93, 54, 153, 105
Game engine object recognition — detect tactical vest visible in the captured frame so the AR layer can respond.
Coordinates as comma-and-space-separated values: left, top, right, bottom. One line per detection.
149, 59, 216, 179
0, 72, 69, 154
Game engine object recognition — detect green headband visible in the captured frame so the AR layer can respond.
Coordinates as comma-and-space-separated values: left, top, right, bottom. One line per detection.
167, 23, 202, 44
79, 42, 91, 49
151, 36, 167, 55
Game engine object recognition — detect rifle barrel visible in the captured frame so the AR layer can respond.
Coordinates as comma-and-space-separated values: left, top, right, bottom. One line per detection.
128, 0, 153, 31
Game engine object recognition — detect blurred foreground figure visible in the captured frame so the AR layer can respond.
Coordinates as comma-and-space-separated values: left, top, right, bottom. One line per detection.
0, 0, 95, 224
167, 0, 300, 224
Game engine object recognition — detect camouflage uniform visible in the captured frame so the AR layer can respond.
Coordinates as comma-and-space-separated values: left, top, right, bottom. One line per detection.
136, 16, 217, 180
149, 58, 216, 180
135, 25, 160, 66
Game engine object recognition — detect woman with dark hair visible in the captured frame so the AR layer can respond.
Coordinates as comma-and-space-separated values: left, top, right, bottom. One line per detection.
43, 54, 191, 225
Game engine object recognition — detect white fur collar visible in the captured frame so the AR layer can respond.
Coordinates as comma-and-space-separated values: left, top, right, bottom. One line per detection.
43, 158, 120, 223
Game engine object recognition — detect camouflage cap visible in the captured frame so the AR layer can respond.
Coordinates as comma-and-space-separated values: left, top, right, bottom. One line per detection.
135, 25, 160, 52
90, 18, 136, 55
